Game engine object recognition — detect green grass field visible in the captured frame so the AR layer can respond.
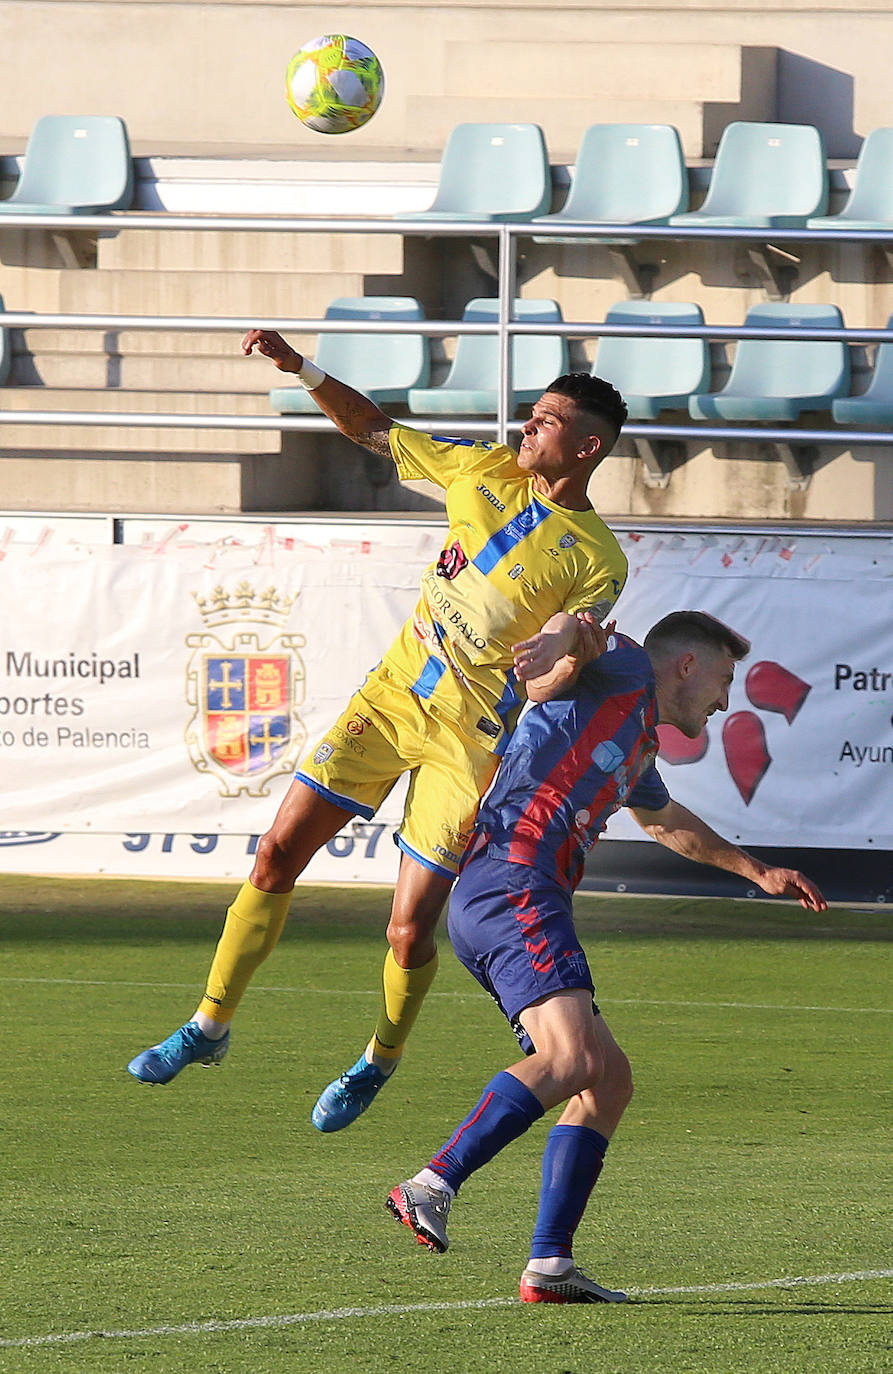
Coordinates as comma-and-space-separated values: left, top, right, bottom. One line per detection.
2, 875, 891, 1373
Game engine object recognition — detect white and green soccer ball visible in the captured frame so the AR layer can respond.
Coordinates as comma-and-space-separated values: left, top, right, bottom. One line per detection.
286, 34, 384, 135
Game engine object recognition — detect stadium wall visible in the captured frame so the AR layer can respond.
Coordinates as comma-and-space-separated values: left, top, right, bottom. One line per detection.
0, 513, 890, 904
0, 1, 889, 161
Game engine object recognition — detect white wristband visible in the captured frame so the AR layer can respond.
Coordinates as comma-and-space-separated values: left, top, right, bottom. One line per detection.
296, 356, 326, 390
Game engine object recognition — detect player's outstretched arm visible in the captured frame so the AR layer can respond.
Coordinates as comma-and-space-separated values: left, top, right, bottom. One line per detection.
519, 613, 613, 702
241, 328, 393, 457
630, 798, 828, 911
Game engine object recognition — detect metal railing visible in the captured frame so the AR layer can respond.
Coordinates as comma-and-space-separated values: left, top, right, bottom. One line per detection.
1, 213, 892, 453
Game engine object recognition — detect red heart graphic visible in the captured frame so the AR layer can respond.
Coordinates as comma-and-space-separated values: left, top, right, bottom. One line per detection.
722, 712, 771, 805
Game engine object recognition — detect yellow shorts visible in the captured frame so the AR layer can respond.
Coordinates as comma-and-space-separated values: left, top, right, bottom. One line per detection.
296, 663, 499, 878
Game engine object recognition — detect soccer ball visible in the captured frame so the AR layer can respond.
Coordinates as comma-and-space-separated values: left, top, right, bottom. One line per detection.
286, 35, 384, 135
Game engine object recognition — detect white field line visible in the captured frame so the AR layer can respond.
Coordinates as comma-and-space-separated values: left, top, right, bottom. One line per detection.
2, 974, 891, 1016
1, 1269, 890, 1350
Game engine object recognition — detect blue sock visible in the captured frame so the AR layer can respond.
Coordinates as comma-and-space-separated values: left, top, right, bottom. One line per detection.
529, 1124, 609, 1261
427, 1070, 545, 1194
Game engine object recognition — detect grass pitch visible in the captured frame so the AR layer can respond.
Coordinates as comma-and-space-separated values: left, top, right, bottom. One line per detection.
2, 876, 891, 1373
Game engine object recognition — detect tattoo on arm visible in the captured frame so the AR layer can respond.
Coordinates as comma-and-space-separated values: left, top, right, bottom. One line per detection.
335, 397, 392, 457
357, 428, 392, 458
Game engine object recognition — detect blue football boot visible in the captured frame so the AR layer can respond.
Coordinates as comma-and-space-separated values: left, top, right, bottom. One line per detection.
127, 1020, 230, 1085
311, 1053, 394, 1132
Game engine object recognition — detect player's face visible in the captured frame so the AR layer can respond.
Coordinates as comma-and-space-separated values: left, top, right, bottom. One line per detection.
517, 394, 598, 479
675, 647, 736, 738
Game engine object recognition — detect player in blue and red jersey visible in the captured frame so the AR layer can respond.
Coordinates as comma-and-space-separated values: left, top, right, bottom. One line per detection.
387, 610, 827, 1303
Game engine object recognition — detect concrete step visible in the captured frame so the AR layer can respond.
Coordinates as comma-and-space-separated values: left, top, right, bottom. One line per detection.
0, 445, 315, 515
97, 227, 407, 274
9, 345, 283, 393
57, 270, 376, 318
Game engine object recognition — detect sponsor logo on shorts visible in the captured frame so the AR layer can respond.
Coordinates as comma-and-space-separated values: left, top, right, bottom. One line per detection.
433, 844, 463, 865
313, 741, 335, 765
346, 713, 372, 736
332, 728, 366, 756
441, 823, 470, 847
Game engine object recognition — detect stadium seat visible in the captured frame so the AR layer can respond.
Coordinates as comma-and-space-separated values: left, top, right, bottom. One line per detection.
668, 121, 828, 227
532, 123, 688, 238
397, 123, 552, 222
689, 303, 849, 421
808, 127, 893, 229
0, 115, 134, 214
407, 298, 567, 416
592, 301, 710, 418
832, 316, 893, 426
269, 297, 430, 413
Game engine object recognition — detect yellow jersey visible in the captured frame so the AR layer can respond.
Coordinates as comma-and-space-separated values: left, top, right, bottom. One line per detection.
382, 425, 627, 753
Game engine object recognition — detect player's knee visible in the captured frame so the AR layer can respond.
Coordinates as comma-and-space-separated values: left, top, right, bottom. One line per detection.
603, 1044, 634, 1108
556, 1040, 605, 1098
386, 911, 439, 963
251, 830, 298, 888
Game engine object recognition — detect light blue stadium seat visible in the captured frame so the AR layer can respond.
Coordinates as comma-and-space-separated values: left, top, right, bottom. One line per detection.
532, 124, 688, 239
397, 123, 552, 222
808, 127, 893, 229
407, 299, 567, 416
669, 121, 827, 228
593, 302, 710, 419
832, 316, 893, 426
0, 115, 133, 214
269, 297, 430, 414
689, 303, 849, 421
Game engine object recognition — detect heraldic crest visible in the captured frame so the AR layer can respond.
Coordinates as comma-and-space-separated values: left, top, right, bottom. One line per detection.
185, 582, 306, 797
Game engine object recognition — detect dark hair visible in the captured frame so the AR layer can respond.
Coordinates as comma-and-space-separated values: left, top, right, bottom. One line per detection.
643, 610, 751, 663
544, 372, 628, 448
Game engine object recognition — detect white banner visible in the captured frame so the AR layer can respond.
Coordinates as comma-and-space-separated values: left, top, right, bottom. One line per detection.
0, 522, 891, 880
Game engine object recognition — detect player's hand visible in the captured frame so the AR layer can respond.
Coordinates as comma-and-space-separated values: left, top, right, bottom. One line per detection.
755, 866, 828, 911
512, 630, 567, 681
240, 329, 301, 372
574, 613, 614, 665
512, 617, 613, 681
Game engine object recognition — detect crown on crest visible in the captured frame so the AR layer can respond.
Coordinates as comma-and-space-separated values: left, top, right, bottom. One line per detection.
193, 582, 297, 629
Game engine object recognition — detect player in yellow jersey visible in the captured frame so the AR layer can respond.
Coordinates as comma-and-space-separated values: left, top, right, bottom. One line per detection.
127, 327, 630, 1132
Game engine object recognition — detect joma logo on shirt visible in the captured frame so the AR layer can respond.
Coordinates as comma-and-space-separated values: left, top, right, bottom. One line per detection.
476, 483, 506, 513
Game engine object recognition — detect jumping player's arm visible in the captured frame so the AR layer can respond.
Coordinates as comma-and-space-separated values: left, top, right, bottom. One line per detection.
519, 613, 613, 702
630, 798, 828, 911
241, 329, 393, 458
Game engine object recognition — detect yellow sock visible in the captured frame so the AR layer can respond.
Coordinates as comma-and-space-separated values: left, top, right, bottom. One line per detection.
197, 880, 291, 1023
368, 947, 439, 1064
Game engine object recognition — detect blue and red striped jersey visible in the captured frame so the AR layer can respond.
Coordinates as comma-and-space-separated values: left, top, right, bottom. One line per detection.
471, 632, 670, 889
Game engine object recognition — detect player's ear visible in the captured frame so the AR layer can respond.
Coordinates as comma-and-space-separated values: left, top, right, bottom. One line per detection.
578, 432, 602, 461
678, 651, 697, 678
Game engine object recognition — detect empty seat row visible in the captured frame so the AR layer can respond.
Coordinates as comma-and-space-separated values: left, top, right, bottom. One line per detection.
268, 297, 567, 418
3, 114, 893, 236
268, 295, 893, 428
402, 120, 893, 233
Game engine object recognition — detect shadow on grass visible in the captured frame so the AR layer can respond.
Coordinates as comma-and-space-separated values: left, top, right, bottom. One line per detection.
637, 1298, 892, 1316
0, 875, 890, 946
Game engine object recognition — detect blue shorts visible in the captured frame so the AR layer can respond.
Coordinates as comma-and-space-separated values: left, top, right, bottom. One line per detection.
447, 852, 597, 1054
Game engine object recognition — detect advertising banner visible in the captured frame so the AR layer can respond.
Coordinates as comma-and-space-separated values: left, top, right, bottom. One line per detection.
0, 521, 891, 883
